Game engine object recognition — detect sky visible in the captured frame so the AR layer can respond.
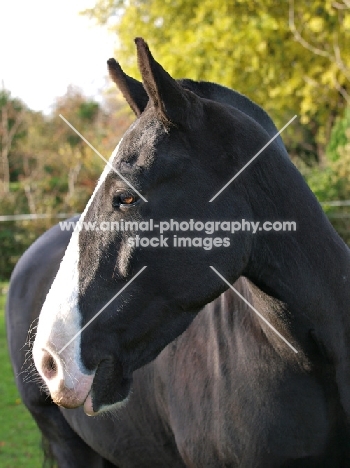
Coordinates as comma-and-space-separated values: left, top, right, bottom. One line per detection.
0, 1, 117, 113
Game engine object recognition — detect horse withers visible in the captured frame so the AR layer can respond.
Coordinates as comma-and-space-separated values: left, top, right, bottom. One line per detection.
7, 38, 350, 466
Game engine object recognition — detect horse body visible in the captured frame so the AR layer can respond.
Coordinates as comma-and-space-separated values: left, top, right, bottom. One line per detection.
7, 218, 350, 466
62, 286, 348, 467
6, 38, 350, 466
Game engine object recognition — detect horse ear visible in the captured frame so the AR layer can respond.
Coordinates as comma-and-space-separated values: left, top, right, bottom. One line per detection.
134, 37, 195, 125
107, 58, 148, 117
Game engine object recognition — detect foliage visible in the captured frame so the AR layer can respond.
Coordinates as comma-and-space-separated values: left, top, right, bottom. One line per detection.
0, 218, 52, 282
297, 113, 350, 244
304, 108, 350, 201
83, 0, 350, 162
332, 128, 350, 197
326, 107, 350, 162
0, 89, 26, 192
0, 85, 134, 281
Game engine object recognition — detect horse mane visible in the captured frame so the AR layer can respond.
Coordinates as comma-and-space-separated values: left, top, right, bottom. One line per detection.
178, 78, 288, 157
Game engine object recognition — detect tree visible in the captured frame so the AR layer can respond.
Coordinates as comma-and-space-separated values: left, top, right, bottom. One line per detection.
0, 85, 134, 280
7, 86, 133, 216
0, 88, 25, 193
83, 0, 350, 162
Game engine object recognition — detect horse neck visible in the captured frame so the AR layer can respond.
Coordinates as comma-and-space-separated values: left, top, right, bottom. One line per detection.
239, 155, 350, 415
244, 160, 350, 332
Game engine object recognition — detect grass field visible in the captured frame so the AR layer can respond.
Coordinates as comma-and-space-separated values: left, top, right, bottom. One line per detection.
0, 282, 43, 467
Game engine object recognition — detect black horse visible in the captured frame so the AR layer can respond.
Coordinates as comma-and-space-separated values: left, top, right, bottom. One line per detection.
6, 38, 350, 467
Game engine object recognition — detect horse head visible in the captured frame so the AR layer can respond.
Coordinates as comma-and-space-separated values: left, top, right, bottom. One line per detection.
33, 38, 304, 415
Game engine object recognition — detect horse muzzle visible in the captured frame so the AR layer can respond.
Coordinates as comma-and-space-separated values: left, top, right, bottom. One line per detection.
33, 345, 95, 409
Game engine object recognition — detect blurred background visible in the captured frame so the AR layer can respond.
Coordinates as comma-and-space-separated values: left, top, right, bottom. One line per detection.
1, 0, 350, 280
0, 0, 349, 465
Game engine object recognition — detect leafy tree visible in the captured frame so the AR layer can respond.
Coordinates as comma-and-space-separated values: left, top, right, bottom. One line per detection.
84, 0, 350, 162
0, 89, 26, 193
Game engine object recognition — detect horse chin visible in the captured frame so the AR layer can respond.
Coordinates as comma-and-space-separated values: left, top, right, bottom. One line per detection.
83, 392, 97, 416
83, 358, 132, 415
83, 389, 131, 416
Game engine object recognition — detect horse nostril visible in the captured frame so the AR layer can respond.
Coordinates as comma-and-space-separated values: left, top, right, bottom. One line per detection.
41, 350, 58, 380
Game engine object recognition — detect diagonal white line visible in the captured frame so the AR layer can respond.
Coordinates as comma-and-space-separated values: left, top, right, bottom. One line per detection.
58, 266, 147, 354
210, 266, 298, 353
209, 115, 297, 202
59, 114, 148, 202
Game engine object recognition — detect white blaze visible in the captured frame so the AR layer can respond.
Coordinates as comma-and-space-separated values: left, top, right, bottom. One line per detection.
33, 140, 123, 398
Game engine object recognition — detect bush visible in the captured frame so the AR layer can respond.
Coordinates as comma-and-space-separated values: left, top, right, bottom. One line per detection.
326, 108, 350, 162
0, 219, 53, 281
298, 110, 350, 246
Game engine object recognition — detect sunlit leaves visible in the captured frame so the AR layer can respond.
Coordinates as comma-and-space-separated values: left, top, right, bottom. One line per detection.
84, 0, 350, 161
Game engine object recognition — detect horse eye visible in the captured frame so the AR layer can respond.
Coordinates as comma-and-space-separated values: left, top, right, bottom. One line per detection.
113, 192, 139, 209
120, 194, 136, 204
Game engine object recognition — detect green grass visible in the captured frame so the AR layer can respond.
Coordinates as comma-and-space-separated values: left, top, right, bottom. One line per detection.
0, 282, 44, 467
